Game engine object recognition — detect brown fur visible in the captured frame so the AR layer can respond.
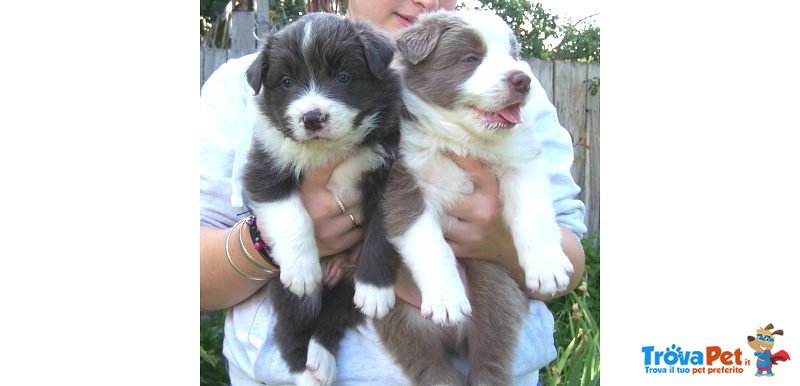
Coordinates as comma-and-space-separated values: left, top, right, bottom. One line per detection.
383, 161, 425, 239
396, 13, 485, 109
377, 261, 526, 385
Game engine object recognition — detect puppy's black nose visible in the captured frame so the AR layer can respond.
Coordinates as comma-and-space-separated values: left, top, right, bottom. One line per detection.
302, 110, 327, 131
508, 71, 531, 93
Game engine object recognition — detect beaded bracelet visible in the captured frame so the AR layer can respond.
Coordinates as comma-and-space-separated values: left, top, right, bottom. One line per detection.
245, 215, 280, 269
225, 218, 269, 280
237, 220, 279, 274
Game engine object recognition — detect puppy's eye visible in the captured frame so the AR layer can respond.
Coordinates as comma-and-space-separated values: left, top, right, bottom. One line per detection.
335, 72, 352, 84
462, 55, 481, 64
280, 77, 293, 89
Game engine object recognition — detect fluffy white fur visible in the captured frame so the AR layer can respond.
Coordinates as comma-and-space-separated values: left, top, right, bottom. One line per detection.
251, 196, 321, 296
353, 282, 396, 319
393, 11, 573, 323
253, 96, 383, 178
297, 339, 337, 386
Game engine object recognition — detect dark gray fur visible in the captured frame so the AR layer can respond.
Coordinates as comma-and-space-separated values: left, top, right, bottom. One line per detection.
242, 12, 402, 376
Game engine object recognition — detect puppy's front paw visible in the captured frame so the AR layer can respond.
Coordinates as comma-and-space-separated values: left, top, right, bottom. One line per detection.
279, 255, 322, 297
522, 247, 573, 297
296, 340, 336, 386
421, 285, 472, 326
353, 281, 395, 319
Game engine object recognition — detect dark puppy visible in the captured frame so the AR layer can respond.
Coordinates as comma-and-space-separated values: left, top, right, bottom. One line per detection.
242, 12, 402, 386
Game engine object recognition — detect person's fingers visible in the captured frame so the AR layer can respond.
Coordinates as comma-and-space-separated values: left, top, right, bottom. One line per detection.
316, 213, 362, 239
395, 263, 469, 308
347, 243, 363, 266
302, 156, 346, 190
323, 252, 348, 287
448, 153, 498, 193
394, 266, 422, 307
320, 227, 363, 256
322, 257, 335, 284
339, 192, 362, 212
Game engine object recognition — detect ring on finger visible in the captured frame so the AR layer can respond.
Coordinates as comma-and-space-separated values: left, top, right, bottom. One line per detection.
348, 213, 359, 227
333, 195, 347, 214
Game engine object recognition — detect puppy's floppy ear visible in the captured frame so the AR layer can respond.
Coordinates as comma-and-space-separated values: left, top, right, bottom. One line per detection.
246, 41, 271, 95
395, 16, 443, 65
355, 22, 395, 79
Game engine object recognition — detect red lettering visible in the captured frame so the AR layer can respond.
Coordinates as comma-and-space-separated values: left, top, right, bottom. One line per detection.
706, 346, 721, 365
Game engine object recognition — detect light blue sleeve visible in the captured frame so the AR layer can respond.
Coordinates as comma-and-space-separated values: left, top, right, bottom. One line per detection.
528, 78, 588, 238
199, 54, 259, 228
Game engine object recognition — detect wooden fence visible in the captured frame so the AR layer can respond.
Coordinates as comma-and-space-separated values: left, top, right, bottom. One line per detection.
200, 11, 600, 237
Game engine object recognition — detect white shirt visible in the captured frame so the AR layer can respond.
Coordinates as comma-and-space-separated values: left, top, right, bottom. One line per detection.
200, 53, 585, 385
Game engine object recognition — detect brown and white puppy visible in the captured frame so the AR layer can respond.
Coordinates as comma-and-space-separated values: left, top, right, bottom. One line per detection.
242, 12, 403, 386
361, 10, 575, 385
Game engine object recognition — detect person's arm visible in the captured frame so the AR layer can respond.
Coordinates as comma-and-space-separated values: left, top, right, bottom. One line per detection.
200, 160, 364, 311
200, 223, 275, 311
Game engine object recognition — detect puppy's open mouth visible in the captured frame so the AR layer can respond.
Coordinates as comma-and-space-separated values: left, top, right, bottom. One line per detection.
470, 104, 523, 129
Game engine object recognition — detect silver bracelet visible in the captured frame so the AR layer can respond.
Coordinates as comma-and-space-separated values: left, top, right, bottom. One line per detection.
238, 218, 279, 274
224, 218, 269, 281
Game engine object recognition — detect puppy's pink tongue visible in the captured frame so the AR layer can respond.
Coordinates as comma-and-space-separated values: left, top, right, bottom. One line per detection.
496, 104, 523, 124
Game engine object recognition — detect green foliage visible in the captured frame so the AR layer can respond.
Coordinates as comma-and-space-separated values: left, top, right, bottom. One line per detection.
200, 0, 229, 36
540, 235, 601, 385
269, 0, 308, 28
459, 1, 559, 60
551, 21, 601, 63
200, 0, 308, 37
200, 311, 229, 386
201, 1, 600, 62
459, 0, 600, 63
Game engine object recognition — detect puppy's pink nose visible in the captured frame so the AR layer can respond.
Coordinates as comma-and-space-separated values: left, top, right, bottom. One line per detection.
508, 71, 531, 93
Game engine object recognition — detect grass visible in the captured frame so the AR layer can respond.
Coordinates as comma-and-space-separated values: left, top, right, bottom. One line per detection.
200, 235, 600, 386
200, 311, 228, 386
540, 234, 601, 386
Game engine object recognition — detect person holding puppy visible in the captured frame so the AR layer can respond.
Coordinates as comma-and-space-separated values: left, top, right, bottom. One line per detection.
200, 0, 587, 384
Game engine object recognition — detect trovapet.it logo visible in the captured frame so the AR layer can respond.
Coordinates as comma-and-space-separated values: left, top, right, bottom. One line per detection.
641, 322, 791, 377
641, 344, 746, 375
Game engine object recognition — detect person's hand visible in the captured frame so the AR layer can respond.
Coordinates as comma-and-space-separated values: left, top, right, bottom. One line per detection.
320, 244, 360, 288
443, 155, 517, 261
300, 158, 364, 258
395, 155, 510, 308
394, 155, 586, 304
394, 263, 468, 309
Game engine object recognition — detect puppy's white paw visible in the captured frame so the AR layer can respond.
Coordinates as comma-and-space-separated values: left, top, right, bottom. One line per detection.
420, 285, 472, 326
297, 339, 336, 386
353, 281, 395, 319
523, 247, 574, 297
279, 255, 322, 297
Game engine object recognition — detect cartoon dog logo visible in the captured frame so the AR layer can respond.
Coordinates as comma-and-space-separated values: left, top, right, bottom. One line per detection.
747, 323, 791, 376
